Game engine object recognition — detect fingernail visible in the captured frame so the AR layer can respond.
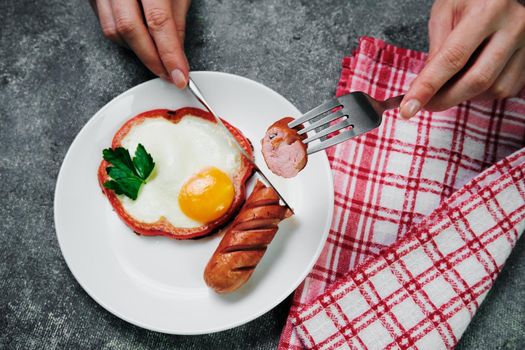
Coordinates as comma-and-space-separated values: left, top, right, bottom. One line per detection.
400, 99, 421, 119
170, 69, 187, 89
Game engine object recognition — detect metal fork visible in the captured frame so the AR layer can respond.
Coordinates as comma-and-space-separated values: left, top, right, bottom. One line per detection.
289, 92, 404, 154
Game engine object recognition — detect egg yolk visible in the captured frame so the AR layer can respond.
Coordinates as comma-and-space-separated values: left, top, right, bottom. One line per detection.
178, 167, 235, 224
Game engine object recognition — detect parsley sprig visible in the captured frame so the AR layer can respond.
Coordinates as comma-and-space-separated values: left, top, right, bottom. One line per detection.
102, 144, 155, 200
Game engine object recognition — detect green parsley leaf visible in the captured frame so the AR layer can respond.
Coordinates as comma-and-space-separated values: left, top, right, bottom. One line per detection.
102, 143, 155, 200
103, 180, 125, 196
103, 148, 137, 175
133, 143, 155, 180
107, 167, 143, 199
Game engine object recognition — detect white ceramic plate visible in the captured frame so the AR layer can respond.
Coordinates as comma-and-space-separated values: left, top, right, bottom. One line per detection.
54, 72, 334, 335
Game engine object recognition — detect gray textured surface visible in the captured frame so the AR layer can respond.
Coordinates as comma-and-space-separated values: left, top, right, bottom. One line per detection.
0, 0, 523, 349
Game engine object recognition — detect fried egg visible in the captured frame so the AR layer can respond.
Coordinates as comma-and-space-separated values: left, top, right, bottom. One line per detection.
117, 115, 242, 228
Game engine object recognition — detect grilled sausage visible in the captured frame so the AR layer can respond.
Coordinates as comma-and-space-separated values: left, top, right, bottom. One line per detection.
261, 116, 307, 178
203, 180, 293, 293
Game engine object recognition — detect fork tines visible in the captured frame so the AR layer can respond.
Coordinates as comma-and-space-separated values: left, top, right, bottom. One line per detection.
288, 99, 341, 129
290, 92, 399, 155
288, 97, 356, 155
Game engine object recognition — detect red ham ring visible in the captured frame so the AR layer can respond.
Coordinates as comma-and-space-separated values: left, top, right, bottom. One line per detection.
98, 107, 254, 240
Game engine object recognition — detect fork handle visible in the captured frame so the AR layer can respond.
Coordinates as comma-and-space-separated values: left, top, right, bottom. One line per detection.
381, 94, 405, 111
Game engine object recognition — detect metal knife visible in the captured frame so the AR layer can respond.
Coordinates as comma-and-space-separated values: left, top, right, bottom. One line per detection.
187, 77, 294, 212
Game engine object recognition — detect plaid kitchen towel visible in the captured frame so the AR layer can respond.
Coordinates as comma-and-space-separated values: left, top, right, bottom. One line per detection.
278, 37, 525, 349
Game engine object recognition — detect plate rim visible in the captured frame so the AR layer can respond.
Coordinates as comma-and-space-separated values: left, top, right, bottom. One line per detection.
54, 71, 334, 334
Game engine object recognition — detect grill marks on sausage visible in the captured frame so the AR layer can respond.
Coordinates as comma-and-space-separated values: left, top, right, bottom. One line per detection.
243, 187, 280, 208
203, 180, 293, 293
232, 265, 257, 272
218, 228, 276, 256
221, 244, 268, 254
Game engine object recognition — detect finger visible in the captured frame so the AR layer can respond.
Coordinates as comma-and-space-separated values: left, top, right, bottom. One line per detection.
111, 0, 169, 79
172, 0, 192, 43
141, 0, 190, 89
95, 0, 125, 46
427, 0, 453, 59
400, 11, 499, 119
425, 31, 518, 111
476, 47, 525, 100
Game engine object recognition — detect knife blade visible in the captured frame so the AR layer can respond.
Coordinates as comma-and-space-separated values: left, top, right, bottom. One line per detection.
187, 77, 294, 213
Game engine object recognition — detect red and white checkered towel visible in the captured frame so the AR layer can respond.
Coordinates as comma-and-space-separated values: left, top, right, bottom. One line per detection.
278, 37, 525, 350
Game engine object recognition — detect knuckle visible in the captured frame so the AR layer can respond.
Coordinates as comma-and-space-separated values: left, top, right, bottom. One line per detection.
468, 70, 494, 93
427, 17, 440, 33
175, 27, 186, 41
115, 17, 137, 36
440, 44, 469, 72
145, 8, 171, 31
492, 49, 508, 64
489, 83, 511, 99
419, 80, 438, 97
158, 46, 179, 58
101, 25, 118, 40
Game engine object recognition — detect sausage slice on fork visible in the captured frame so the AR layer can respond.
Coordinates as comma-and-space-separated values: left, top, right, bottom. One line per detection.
261, 117, 307, 178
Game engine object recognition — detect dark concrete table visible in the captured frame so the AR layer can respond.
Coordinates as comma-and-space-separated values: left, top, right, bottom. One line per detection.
1, 0, 523, 349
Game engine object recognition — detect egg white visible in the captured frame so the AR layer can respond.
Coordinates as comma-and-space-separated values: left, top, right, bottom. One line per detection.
117, 115, 242, 228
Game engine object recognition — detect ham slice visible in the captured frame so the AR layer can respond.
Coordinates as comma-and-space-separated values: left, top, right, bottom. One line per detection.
261, 117, 307, 178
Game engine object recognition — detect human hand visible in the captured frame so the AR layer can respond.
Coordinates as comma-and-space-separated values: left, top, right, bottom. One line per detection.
400, 0, 525, 119
90, 0, 191, 89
